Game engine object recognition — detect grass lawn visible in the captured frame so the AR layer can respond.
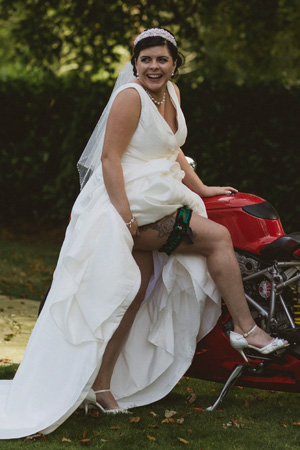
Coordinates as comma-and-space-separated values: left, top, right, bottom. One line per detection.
0, 364, 300, 449
1, 231, 300, 449
0, 229, 62, 301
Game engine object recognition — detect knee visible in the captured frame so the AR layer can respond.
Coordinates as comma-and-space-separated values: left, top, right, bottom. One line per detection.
215, 224, 233, 249
198, 223, 233, 258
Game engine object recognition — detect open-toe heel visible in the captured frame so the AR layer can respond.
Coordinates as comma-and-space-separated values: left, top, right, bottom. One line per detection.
84, 389, 131, 415
230, 324, 289, 363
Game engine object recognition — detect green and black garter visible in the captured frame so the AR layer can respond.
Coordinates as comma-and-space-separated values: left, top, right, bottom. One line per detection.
159, 206, 194, 256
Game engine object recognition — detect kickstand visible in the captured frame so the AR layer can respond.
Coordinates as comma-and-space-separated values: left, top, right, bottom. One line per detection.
206, 364, 246, 411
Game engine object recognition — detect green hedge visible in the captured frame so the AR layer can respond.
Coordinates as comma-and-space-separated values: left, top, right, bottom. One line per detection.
180, 79, 300, 232
0, 75, 299, 232
0, 75, 110, 227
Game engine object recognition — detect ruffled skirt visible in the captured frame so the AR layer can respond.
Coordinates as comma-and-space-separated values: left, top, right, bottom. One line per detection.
0, 159, 220, 439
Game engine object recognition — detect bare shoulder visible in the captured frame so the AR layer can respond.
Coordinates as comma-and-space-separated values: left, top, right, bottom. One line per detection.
109, 86, 141, 120
114, 86, 141, 107
170, 82, 181, 103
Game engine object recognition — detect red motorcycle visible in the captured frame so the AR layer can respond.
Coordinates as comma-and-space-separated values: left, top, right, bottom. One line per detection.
39, 176, 300, 410
186, 191, 300, 410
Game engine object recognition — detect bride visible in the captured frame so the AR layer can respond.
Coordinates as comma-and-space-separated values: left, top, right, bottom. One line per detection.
0, 27, 288, 439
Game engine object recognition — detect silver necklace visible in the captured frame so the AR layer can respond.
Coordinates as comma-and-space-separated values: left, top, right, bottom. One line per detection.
145, 90, 166, 106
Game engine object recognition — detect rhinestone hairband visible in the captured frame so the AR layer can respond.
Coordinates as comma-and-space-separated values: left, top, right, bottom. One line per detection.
134, 28, 177, 48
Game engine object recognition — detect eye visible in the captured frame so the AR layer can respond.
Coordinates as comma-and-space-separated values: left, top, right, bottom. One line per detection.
158, 57, 169, 63
140, 56, 150, 62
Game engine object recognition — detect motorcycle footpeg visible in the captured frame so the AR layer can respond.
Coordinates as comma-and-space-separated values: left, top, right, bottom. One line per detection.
244, 347, 287, 361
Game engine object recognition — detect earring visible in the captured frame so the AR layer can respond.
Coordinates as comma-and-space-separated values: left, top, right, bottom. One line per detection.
136, 71, 139, 80
171, 71, 175, 78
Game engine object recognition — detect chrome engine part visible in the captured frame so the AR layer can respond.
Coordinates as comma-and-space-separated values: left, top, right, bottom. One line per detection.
235, 251, 300, 332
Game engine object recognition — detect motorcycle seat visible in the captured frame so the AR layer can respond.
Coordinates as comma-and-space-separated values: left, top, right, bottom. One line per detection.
260, 232, 300, 261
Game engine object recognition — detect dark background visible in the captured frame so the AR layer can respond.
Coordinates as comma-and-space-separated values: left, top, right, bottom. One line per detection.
1, 0, 299, 232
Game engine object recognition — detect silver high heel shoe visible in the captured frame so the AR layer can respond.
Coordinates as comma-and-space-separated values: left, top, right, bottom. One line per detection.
83, 389, 131, 415
230, 324, 289, 363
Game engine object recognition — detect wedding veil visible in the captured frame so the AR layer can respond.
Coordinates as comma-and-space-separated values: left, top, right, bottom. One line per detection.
77, 62, 135, 189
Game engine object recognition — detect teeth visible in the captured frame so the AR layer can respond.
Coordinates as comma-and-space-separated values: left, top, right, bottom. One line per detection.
148, 74, 161, 78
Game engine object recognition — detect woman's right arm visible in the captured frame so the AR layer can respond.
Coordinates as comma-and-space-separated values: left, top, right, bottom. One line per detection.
101, 88, 141, 236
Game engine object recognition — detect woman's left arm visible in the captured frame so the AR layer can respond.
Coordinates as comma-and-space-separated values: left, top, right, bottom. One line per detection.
173, 83, 238, 197
176, 148, 238, 197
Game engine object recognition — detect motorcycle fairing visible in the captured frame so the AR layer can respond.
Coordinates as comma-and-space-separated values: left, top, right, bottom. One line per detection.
242, 201, 279, 220
203, 193, 285, 254
260, 233, 300, 261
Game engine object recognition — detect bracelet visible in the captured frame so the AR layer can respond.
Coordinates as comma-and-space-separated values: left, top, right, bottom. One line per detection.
125, 217, 135, 228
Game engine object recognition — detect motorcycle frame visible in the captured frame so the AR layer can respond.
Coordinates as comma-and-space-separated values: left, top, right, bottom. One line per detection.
241, 258, 300, 332
186, 191, 300, 408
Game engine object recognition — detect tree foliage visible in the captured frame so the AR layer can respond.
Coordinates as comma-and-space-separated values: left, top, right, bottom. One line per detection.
1, 0, 300, 85
0, 0, 299, 232
1, 76, 299, 231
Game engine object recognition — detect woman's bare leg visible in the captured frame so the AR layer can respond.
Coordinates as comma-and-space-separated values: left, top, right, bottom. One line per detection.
92, 210, 283, 408
91, 250, 153, 409
134, 212, 275, 348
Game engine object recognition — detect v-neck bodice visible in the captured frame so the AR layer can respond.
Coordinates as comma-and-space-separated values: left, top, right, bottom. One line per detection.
117, 81, 187, 166
147, 82, 180, 136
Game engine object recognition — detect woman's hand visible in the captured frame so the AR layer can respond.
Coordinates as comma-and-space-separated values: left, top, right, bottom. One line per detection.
125, 217, 140, 238
201, 185, 239, 197
176, 150, 238, 198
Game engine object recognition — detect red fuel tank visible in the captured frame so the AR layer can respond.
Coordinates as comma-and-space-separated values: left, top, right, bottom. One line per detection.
203, 193, 285, 255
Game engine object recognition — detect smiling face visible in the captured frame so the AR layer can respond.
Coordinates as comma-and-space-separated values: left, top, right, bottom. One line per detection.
135, 45, 176, 97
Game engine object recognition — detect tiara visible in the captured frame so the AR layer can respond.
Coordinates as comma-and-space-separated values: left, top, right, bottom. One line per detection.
134, 28, 177, 48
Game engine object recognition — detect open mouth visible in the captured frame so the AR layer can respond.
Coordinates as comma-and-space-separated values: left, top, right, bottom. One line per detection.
147, 74, 162, 79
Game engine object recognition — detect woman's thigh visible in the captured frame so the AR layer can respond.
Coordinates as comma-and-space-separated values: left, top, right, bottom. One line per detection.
134, 211, 231, 257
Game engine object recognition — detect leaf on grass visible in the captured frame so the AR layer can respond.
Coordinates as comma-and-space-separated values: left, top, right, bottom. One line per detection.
0, 359, 12, 363
147, 435, 156, 441
110, 426, 120, 430
232, 419, 241, 428
150, 411, 159, 417
223, 420, 243, 429
165, 409, 177, 418
82, 431, 88, 438
244, 397, 249, 407
149, 424, 159, 428
4, 333, 14, 341
187, 393, 196, 404
78, 438, 91, 445
162, 417, 175, 424
88, 409, 99, 418
176, 417, 185, 424
178, 437, 189, 444
129, 416, 141, 423
193, 407, 202, 412
282, 424, 287, 428
62, 437, 72, 442
23, 433, 45, 442
292, 421, 300, 426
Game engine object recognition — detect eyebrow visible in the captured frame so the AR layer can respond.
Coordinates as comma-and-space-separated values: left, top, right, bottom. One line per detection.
139, 55, 170, 59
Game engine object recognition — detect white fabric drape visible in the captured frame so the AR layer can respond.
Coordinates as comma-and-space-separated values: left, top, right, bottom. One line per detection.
0, 81, 220, 439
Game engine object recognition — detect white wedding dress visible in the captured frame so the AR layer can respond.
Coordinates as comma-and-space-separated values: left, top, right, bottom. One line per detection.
0, 81, 220, 439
